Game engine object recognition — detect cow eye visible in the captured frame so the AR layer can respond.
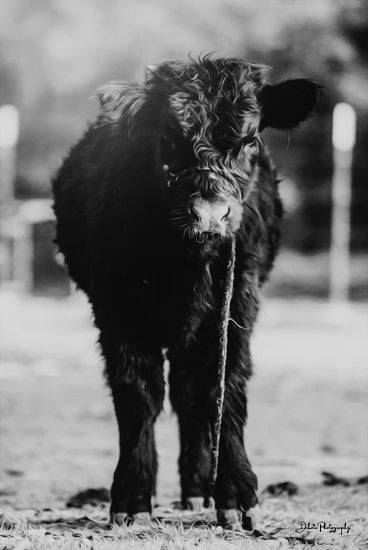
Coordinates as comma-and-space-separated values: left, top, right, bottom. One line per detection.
233, 136, 257, 156
243, 136, 257, 147
233, 141, 244, 155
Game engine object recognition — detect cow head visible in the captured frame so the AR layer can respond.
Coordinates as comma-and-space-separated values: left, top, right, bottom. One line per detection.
97, 57, 321, 243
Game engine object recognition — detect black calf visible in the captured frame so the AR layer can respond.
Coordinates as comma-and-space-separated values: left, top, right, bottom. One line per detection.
52, 56, 319, 525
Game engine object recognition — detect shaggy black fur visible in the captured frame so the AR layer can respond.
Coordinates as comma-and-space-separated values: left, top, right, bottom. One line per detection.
52, 56, 320, 524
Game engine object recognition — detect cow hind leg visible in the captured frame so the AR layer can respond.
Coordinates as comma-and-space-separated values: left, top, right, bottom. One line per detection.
168, 349, 211, 510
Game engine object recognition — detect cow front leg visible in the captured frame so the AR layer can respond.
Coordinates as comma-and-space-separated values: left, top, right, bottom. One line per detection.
110, 382, 162, 523
210, 269, 260, 529
101, 332, 164, 524
213, 341, 258, 528
214, 382, 258, 528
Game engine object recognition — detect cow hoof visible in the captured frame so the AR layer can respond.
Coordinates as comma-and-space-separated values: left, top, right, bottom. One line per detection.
246, 504, 262, 529
110, 511, 151, 527
132, 512, 151, 526
217, 509, 242, 530
110, 512, 128, 526
185, 497, 204, 511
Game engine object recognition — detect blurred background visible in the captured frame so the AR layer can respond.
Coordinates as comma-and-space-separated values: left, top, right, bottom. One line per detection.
0, 0, 367, 511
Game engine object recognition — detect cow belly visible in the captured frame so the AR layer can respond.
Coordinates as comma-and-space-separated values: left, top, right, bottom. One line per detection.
116, 278, 212, 348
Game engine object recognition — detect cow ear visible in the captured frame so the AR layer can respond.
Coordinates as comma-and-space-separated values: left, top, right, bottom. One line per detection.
258, 79, 321, 131
96, 82, 147, 131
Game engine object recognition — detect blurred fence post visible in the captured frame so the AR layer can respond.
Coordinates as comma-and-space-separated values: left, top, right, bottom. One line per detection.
0, 104, 19, 206
329, 103, 356, 303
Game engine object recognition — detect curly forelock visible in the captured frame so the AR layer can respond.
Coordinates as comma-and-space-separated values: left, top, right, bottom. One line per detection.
146, 57, 269, 147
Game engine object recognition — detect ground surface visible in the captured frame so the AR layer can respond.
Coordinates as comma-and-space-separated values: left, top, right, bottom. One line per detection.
0, 290, 367, 548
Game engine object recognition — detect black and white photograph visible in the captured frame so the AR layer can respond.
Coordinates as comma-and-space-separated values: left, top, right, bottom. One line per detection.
0, 1, 367, 548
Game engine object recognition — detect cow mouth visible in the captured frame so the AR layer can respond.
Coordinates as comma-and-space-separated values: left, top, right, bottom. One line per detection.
180, 225, 226, 244
193, 232, 222, 244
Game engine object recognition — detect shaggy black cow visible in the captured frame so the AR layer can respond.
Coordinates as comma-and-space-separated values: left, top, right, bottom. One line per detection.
53, 57, 319, 527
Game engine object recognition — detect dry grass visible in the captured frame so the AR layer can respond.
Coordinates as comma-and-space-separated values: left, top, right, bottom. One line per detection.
1, 484, 368, 549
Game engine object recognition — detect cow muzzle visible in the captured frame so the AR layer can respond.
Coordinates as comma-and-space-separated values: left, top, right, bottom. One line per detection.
189, 197, 232, 241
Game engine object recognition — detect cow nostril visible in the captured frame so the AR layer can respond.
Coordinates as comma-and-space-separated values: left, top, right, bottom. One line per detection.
190, 205, 200, 221
221, 206, 231, 221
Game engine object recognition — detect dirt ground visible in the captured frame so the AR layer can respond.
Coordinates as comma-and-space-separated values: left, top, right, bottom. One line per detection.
0, 290, 367, 548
